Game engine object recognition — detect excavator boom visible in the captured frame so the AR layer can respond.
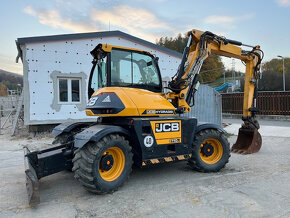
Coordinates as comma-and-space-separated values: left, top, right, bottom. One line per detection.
166, 29, 263, 154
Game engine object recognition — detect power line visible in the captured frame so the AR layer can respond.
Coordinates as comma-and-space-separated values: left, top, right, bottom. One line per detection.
199, 67, 225, 74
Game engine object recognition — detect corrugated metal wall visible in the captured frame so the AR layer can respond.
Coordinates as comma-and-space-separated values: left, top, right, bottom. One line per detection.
182, 85, 222, 126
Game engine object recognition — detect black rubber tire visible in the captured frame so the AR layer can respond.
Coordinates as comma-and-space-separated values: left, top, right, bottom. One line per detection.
52, 133, 72, 145
72, 134, 133, 194
188, 129, 230, 172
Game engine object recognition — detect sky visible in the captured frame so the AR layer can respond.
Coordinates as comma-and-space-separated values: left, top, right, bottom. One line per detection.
0, 0, 290, 75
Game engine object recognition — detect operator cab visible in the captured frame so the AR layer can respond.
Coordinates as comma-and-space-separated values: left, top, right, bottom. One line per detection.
88, 44, 162, 98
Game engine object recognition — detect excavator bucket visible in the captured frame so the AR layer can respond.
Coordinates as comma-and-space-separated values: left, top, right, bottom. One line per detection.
231, 128, 262, 154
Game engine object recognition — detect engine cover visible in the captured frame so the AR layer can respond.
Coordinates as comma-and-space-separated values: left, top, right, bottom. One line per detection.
86, 87, 175, 117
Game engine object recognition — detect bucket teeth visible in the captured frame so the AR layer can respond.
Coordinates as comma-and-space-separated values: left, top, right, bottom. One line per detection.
231, 128, 262, 154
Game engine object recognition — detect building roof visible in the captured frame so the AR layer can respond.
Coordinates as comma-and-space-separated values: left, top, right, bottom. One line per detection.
16, 30, 182, 58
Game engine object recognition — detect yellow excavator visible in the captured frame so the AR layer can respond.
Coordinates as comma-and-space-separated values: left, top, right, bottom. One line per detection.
24, 29, 263, 206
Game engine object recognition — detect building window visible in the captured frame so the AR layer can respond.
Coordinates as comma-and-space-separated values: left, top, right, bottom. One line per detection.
58, 77, 81, 104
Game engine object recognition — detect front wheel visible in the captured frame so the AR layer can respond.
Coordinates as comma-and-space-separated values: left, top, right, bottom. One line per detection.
188, 129, 230, 172
72, 134, 133, 194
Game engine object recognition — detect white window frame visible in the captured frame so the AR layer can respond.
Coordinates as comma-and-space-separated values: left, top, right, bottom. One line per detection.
57, 77, 81, 104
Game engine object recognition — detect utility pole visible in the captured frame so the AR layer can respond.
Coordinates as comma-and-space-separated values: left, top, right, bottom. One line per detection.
223, 67, 225, 84
277, 55, 286, 91
231, 59, 235, 91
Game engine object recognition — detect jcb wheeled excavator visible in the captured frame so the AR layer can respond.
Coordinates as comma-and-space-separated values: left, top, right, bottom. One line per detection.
24, 29, 263, 205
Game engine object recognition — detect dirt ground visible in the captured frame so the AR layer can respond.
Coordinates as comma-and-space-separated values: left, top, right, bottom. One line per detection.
0, 120, 290, 218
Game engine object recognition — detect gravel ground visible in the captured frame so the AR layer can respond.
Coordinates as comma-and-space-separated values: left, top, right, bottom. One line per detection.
0, 121, 290, 218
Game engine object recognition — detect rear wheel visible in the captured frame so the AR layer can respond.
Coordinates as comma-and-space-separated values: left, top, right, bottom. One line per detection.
188, 129, 230, 172
72, 134, 132, 194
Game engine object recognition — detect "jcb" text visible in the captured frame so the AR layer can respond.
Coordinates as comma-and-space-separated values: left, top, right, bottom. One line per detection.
155, 123, 180, 133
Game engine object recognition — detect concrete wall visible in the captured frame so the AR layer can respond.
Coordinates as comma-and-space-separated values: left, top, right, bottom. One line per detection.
21, 36, 181, 125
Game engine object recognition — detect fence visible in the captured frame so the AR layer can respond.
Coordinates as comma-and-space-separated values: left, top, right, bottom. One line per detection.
222, 91, 290, 115
0, 94, 24, 135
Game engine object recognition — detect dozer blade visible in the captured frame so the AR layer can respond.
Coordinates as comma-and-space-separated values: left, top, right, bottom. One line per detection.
231, 128, 262, 154
24, 147, 40, 206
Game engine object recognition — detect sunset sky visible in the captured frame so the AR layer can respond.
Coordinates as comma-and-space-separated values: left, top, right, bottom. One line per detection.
1, 0, 289, 74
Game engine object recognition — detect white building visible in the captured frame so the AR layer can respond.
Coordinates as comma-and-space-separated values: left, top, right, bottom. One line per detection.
16, 31, 182, 126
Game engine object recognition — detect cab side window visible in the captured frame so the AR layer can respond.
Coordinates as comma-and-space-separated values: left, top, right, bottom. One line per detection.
110, 49, 161, 91
132, 53, 160, 86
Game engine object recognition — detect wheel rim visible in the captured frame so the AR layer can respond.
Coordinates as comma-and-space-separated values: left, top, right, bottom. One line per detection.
199, 138, 223, 164
99, 147, 125, 182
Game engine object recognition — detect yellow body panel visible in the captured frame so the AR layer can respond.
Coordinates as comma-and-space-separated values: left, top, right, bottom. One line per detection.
121, 88, 175, 116
86, 87, 139, 117
86, 87, 175, 117
150, 120, 182, 145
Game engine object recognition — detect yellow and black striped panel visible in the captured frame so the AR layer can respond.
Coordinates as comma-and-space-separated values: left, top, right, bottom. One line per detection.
141, 154, 192, 166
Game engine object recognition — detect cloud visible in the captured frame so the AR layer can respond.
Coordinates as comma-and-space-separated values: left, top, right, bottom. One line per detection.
90, 6, 175, 41
24, 6, 99, 32
204, 15, 234, 24
0, 55, 23, 74
203, 13, 255, 35
204, 14, 254, 25
23, 5, 177, 42
276, 0, 290, 6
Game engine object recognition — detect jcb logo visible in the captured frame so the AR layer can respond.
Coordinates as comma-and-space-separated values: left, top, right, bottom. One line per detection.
155, 122, 180, 133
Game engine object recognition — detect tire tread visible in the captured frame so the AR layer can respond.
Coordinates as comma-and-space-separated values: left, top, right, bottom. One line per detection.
72, 134, 132, 194
188, 129, 230, 172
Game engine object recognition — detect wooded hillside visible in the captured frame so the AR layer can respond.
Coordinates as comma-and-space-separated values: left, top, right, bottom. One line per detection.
0, 69, 23, 90
258, 58, 290, 91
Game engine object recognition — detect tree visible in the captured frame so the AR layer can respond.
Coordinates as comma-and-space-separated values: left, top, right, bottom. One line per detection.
199, 55, 223, 83
156, 34, 224, 82
0, 69, 23, 90
156, 34, 188, 53
262, 58, 289, 74
239, 58, 290, 91
0, 83, 7, 96
259, 58, 290, 91
258, 71, 290, 91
